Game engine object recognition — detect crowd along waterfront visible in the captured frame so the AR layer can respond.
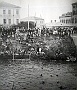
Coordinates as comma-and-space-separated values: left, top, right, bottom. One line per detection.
0, 25, 77, 61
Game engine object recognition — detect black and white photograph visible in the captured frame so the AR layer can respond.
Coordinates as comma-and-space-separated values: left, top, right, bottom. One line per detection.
0, 0, 77, 90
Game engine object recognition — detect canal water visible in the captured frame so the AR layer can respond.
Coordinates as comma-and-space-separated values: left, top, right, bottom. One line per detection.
0, 59, 77, 90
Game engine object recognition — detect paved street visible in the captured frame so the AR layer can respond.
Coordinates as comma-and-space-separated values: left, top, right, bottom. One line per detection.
0, 60, 77, 90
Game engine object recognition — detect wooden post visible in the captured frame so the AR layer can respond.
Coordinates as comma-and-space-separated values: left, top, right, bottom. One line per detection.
13, 48, 14, 61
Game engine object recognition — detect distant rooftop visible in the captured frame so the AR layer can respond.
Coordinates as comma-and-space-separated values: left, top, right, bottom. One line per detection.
62, 12, 72, 16
21, 16, 44, 21
0, 1, 21, 8
72, 2, 77, 5
46, 22, 75, 27
59, 12, 72, 18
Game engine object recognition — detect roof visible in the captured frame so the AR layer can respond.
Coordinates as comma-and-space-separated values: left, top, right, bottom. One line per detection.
59, 12, 72, 18
46, 22, 75, 28
0, 1, 21, 8
21, 16, 44, 21
72, 2, 77, 5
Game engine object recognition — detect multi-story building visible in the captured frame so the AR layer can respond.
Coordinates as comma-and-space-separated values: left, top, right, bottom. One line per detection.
46, 12, 73, 28
72, 2, 77, 24
59, 2, 77, 26
21, 16, 45, 29
0, 2, 21, 26
59, 12, 72, 24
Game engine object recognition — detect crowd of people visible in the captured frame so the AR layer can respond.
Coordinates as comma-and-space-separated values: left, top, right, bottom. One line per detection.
0, 25, 77, 56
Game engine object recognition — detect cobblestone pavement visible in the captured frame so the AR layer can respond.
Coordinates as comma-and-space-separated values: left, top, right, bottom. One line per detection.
0, 59, 77, 90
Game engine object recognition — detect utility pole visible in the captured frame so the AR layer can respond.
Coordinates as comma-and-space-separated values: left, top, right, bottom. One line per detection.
13, 9, 14, 25
28, 4, 29, 30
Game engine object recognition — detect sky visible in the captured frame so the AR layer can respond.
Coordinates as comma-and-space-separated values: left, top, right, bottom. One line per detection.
0, 0, 77, 23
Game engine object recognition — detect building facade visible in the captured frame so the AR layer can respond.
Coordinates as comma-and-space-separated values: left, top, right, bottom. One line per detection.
72, 2, 77, 24
59, 12, 72, 24
59, 2, 77, 26
21, 16, 45, 29
0, 2, 21, 26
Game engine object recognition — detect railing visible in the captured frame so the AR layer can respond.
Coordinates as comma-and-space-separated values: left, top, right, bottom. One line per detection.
12, 53, 31, 60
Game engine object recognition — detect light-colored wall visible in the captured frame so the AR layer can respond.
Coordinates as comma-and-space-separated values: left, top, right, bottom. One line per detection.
0, 7, 20, 26
36, 19, 44, 28
21, 18, 45, 28
59, 16, 72, 24
72, 4, 77, 24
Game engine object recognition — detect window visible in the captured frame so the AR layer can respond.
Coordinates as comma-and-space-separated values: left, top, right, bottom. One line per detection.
55, 20, 56, 22
76, 10, 77, 15
73, 10, 75, 15
64, 20, 65, 23
66, 20, 68, 24
3, 10, 6, 14
3, 19, 6, 24
8, 10, 11, 14
63, 20, 64, 23
73, 10, 77, 15
76, 18, 77, 23
16, 19, 19, 24
69, 19, 71, 23
72, 18, 74, 23
8, 19, 11, 24
73, 5, 75, 8
62, 20, 63, 23
75, 18, 77, 23
16, 9, 19, 14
